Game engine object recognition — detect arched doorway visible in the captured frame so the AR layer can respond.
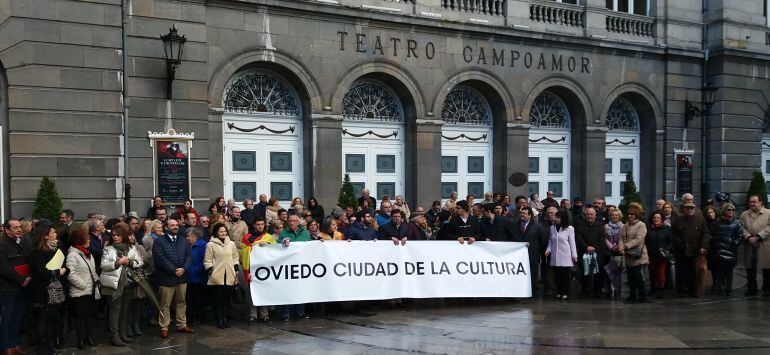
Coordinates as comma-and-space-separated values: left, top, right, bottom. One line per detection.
604, 97, 641, 206
528, 92, 571, 200
341, 80, 405, 203
440, 86, 493, 203
221, 70, 304, 206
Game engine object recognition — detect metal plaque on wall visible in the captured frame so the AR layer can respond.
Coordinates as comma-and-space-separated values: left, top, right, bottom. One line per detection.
509, 173, 528, 187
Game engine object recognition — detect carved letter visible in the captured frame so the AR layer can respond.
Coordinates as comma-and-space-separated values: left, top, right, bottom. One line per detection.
407, 40, 418, 58
390, 38, 400, 56
425, 42, 435, 59
477, 47, 487, 65
373, 36, 384, 55
567, 56, 576, 72
581, 57, 591, 73
492, 48, 504, 66
510, 50, 520, 67
551, 54, 562, 71
463, 46, 473, 63
524, 52, 532, 68
337, 31, 348, 50
537, 53, 546, 69
356, 33, 367, 53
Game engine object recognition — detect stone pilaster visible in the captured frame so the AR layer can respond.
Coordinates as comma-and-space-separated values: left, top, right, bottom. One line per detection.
584, 127, 607, 202
408, 119, 442, 209
311, 113, 343, 210
505, 123, 530, 199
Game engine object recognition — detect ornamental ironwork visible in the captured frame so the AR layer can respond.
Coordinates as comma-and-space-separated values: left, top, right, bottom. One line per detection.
763, 110, 770, 134
342, 81, 403, 122
529, 92, 570, 128
441, 87, 491, 125
606, 97, 640, 131
223, 72, 300, 116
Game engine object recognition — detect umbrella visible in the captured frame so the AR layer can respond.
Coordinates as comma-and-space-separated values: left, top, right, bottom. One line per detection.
130, 269, 164, 318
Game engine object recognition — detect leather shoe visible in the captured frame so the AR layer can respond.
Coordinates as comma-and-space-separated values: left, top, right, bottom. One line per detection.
160, 330, 169, 339
178, 327, 194, 334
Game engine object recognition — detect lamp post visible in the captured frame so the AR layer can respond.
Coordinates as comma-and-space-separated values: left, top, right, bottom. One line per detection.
160, 25, 187, 100
684, 86, 717, 126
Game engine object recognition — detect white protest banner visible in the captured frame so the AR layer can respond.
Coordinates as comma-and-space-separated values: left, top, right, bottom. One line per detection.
248, 241, 531, 306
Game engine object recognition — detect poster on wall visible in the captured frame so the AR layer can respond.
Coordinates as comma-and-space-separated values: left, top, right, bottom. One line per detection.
149, 129, 194, 204
675, 149, 694, 198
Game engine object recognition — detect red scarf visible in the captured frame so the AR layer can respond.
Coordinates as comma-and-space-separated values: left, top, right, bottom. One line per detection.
74, 244, 91, 258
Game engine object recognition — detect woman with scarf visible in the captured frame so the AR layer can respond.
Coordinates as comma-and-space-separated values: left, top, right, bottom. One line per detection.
100, 222, 143, 346
66, 229, 99, 349
205, 223, 240, 329
646, 211, 674, 299
126, 230, 151, 337
29, 220, 69, 355
604, 209, 624, 299
241, 217, 276, 322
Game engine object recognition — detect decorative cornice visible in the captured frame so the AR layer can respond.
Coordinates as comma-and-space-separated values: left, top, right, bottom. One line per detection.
227, 122, 296, 134
148, 129, 195, 140
442, 133, 487, 142
342, 129, 398, 139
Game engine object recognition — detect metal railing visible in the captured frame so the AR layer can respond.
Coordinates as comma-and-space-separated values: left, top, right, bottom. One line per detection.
606, 11, 654, 37
442, 0, 506, 17
529, 0, 584, 28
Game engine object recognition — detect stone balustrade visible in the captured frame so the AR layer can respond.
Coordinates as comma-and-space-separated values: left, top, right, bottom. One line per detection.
605, 11, 654, 37
441, 0, 506, 17
529, 0, 584, 28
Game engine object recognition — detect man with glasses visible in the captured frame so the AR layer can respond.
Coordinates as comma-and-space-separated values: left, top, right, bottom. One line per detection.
0, 219, 32, 355
198, 216, 211, 242
740, 195, 770, 297
672, 202, 711, 297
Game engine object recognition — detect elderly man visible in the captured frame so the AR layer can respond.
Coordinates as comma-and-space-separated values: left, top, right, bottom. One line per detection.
227, 206, 249, 249
575, 207, 607, 298
542, 191, 559, 210
740, 194, 770, 297
240, 199, 257, 228
376, 201, 393, 228
358, 189, 377, 212
0, 219, 32, 355
278, 215, 311, 321
655, 199, 667, 212
671, 201, 711, 297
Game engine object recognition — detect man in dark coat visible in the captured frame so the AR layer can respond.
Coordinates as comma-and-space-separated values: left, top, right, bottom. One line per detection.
444, 200, 480, 243
380, 210, 410, 244
512, 207, 546, 296
240, 199, 257, 229
480, 204, 513, 241
55, 209, 80, 252
152, 218, 194, 338
575, 207, 607, 298
0, 219, 32, 355
671, 202, 711, 297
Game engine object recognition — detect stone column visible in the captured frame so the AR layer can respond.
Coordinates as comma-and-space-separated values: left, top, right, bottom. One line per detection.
208, 108, 225, 199
311, 113, 343, 210
505, 123, 530, 199
584, 127, 607, 202
409, 119, 442, 209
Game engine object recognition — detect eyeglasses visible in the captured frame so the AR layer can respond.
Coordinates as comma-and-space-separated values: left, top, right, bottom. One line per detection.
725, 208, 735, 211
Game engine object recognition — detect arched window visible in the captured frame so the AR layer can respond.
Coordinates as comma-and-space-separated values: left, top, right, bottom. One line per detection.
342, 81, 403, 122
223, 71, 301, 115
529, 92, 570, 128
606, 97, 640, 131
441, 87, 491, 126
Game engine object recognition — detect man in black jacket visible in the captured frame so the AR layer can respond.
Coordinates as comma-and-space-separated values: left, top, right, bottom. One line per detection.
575, 207, 607, 298
512, 207, 546, 296
380, 210, 410, 245
0, 219, 32, 355
153, 218, 194, 338
480, 204, 513, 241
445, 200, 480, 243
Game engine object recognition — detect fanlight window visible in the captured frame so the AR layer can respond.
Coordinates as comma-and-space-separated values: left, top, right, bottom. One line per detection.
529, 92, 570, 128
606, 97, 640, 131
224, 72, 300, 115
441, 87, 491, 126
342, 81, 403, 122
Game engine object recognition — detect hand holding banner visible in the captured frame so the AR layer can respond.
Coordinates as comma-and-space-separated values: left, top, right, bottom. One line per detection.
249, 241, 531, 306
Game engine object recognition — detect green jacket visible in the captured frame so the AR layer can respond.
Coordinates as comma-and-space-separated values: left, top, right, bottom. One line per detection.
279, 226, 311, 243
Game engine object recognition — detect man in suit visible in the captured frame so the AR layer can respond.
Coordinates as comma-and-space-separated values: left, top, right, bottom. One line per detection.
480, 204, 513, 241
153, 218, 194, 338
56, 209, 80, 252
513, 207, 546, 297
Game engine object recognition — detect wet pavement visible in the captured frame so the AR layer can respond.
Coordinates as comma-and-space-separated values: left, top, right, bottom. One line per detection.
49, 293, 770, 354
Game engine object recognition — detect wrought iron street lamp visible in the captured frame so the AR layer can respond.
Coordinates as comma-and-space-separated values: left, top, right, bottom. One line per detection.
684, 86, 717, 126
160, 25, 187, 99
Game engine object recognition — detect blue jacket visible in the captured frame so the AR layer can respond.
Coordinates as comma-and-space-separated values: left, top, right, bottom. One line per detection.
347, 221, 378, 241
187, 239, 208, 284
152, 233, 192, 286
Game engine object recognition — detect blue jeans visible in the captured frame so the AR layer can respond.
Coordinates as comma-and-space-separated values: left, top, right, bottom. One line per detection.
0, 293, 27, 351
278, 304, 306, 318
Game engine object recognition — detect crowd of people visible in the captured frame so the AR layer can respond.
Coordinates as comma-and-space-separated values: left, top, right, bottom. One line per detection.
1, 188, 769, 354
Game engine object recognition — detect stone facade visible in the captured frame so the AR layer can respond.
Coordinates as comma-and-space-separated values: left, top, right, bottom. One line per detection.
0, 0, 766, 219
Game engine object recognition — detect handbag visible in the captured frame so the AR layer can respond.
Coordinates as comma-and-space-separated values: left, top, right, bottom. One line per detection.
623, 227, 643, 258
78, 254, 101, 300
47, 278, 66, 305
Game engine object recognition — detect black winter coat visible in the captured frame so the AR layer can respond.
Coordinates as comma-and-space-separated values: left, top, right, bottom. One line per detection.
575, 220, 607, 255
645, 224, 674, 260
29, 249, 69, 306
445, 215, 481, 240
0, 236, 31, 295
710, 218, 742, 265
480, 216, 513, 241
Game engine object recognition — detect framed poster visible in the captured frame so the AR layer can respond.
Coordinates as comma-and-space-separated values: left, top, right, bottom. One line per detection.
674, 149, 694, 198
149, 129, 194, 204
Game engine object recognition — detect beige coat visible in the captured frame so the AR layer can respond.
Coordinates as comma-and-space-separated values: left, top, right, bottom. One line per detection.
740, 208, 770, 269
265, 206, 279, 225
204, 237, 239, 286
620, 220, 649, 267
227, 220, 248, 249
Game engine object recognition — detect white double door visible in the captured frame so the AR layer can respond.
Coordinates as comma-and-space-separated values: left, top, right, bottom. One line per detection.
341, 121, 404, 203
528, 128, 570, 200
222, 114, 303, 206
441, 125, 492, 202
605, 131, 640, 206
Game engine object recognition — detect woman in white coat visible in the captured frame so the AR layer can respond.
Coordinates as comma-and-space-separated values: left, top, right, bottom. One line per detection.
204, 223, 240, 329
100, 222, 143, 346
545, 210, 578, 301
66, 230, 100, 349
